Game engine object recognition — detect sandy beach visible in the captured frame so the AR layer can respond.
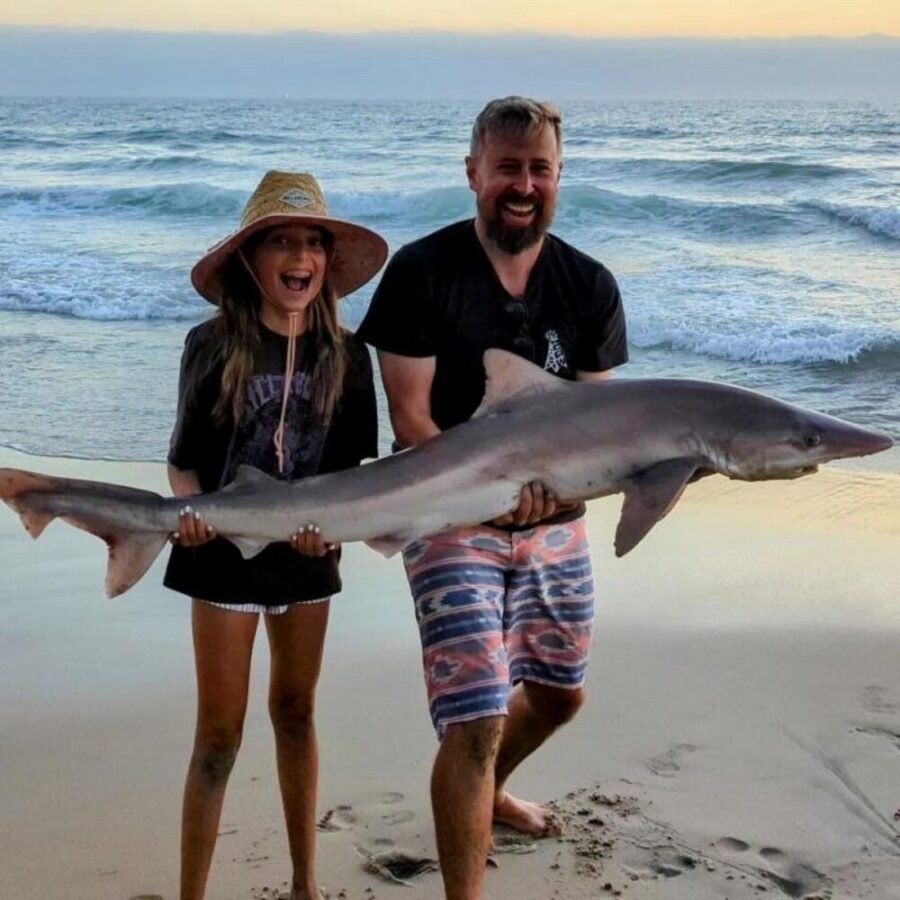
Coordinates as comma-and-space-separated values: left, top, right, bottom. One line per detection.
1, 446, 899, 900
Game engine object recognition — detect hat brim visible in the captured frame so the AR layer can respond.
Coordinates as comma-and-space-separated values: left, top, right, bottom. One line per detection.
191, 212, 388, 305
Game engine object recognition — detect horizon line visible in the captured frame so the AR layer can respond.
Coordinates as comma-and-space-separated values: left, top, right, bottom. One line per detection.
2, 25, 899, 42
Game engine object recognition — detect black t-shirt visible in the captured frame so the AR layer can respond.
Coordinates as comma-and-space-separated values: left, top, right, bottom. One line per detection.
357, 220, 628, 430
356, 220, 628, 529
164, 319, 378, 605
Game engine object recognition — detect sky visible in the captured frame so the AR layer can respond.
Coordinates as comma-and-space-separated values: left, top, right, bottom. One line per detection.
1, 1, 898, 100
1, 0, 899, 37
1, 30, 897, 100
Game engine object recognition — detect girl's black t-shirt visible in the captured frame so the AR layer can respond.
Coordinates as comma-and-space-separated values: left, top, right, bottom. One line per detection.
164, 320, 378, 606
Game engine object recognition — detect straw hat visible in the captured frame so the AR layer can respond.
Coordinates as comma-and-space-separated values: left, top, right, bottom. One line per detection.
191, 171, 388, 304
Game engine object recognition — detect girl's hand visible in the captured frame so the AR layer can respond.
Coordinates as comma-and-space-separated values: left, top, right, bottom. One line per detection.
290, 524, 338, 557
170, 504, 217, 547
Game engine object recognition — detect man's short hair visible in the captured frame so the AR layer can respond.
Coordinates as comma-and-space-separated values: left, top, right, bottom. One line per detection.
469, 96, 563, 157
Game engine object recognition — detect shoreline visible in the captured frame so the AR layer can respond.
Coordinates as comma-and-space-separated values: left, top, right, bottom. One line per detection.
1, 448, 899, 898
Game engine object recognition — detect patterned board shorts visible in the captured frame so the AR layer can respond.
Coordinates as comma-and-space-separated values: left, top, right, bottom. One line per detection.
402, 518, 595, 736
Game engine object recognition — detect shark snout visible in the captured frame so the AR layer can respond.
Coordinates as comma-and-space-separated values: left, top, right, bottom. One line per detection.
819, 420, 894, 461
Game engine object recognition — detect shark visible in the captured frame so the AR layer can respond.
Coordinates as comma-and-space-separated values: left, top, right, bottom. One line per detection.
0, 350, 893, 597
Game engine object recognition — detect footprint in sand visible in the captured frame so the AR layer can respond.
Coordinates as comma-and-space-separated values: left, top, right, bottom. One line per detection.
649, 846, 700, 878
620, 839, 700, 881
854, 724, 900, 751
359, 848, 439, 886
381, 809, 416, 826
644, 742, 698, 778
317, 804, 357, 832
375, 792, 415, 825
716, 837, 831, 898
716, 837, 750, 853
861, 685, 900, 715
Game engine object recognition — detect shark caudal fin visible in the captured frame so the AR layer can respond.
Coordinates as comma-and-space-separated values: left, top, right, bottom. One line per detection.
0, 468, 63, 537
0, 467, 169, 597
103, 532, 170, 598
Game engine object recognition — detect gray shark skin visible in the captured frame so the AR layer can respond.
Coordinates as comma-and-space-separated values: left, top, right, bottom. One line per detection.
0, 350, 893, 597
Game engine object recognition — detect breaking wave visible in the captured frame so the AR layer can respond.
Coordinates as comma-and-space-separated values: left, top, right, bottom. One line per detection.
802, 200, 900, 242
631, 321, 900, 368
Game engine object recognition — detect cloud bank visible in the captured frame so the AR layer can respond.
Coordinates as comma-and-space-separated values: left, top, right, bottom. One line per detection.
0, 29, 897, 100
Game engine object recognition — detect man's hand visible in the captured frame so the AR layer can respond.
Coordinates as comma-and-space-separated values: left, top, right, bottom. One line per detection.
493, 481, 559, 527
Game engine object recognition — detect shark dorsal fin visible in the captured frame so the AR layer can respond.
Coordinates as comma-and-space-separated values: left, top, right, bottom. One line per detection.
473, 349, 569, 418
219, 466, 279, 494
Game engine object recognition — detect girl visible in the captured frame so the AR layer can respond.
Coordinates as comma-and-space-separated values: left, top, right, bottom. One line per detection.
164, 171, 387, 900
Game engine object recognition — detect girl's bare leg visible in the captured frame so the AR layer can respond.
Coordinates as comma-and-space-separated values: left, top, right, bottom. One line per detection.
181, 600, 259, 900
265, 600, 330, 900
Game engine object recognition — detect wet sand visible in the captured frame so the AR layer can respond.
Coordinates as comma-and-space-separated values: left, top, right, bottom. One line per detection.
1, 448, 899, 899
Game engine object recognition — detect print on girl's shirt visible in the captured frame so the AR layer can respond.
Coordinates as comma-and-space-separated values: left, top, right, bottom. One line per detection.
226, 372, 328, 482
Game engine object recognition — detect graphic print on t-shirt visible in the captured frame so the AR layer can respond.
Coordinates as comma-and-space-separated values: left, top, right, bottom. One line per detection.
543, 329, 567, 373
226, 371, 327, 482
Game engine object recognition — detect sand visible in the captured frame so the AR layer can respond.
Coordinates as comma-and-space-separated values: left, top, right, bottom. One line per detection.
1, 446, 899, 899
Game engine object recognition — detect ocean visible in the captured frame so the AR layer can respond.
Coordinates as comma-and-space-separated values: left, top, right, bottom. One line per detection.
1, 98, 898, 470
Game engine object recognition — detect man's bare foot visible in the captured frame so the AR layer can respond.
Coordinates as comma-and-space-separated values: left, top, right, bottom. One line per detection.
493, 792, 562, 837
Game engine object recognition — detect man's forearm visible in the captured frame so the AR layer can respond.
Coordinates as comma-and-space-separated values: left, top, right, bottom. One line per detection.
389, 410, 442, 449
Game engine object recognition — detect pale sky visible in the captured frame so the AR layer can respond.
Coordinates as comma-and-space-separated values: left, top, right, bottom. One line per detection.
2, 0, 898, 37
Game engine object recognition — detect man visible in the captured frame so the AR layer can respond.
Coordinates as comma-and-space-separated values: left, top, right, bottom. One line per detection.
357, 96, 628, 900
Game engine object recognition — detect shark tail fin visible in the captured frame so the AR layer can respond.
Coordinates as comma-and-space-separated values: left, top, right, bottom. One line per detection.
0, 469, 64, 537
102, 530, 170, 598
0, 467, 169, 597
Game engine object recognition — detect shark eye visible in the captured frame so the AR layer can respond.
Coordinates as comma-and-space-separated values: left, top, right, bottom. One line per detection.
801, 431, 821, 449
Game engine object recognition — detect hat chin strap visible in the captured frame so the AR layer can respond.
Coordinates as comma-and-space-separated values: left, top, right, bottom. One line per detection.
237, 247, 275, 307
273, 311, 300, 476
237, 248, 301, 477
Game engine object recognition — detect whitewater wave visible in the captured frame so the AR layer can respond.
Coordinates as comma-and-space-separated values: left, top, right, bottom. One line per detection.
0, 292, 199, 321
47, 154, 244, 174
328, 186, 471, 223
630, 321, 900, 367
65, 126, 294, 148
803, 201, 900, 242
0, 254, 200, 320
0, 182, 246, 219
583, 156, 853, 184
2, 178, 890, 250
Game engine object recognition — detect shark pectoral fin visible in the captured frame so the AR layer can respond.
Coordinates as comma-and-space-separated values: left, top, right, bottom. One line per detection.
615, 459, 700, 557
365, 533, 416, 558
227, 535, 269, 560
104, 531, 169, 598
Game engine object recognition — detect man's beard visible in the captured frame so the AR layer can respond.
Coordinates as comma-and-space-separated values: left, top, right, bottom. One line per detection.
481, 192, 554, 255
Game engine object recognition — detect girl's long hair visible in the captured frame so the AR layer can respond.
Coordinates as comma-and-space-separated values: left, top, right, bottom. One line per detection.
211, 228, 346, 425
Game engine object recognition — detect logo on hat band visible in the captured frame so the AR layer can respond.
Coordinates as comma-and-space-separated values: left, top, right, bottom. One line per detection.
279, 189, 316, 210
